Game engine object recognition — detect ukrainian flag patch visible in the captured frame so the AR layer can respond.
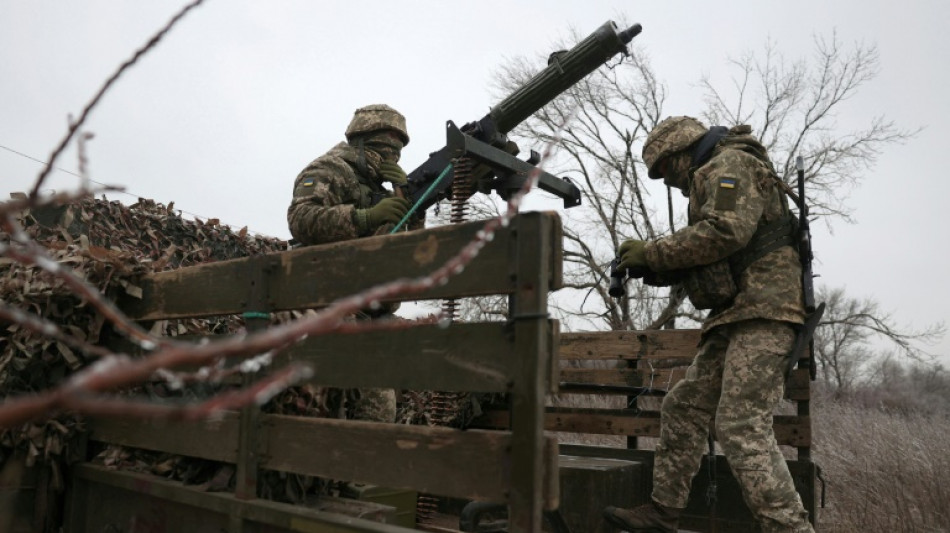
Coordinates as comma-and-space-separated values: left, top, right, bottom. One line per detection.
302, 178, 315, 187
715, 176, 738, 210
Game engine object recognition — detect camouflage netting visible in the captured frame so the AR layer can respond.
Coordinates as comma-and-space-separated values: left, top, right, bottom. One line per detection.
0, 194, 489, 504
0, 195, 288, 491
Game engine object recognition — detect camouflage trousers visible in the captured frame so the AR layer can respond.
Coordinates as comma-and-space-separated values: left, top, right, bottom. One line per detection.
652, 319, 813, 533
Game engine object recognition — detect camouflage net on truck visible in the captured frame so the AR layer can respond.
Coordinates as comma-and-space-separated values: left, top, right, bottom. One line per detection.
0, 196, 289, 490
1, 195, 481, 503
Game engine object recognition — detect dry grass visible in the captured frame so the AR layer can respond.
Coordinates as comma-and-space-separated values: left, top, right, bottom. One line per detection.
812, 398, 950, 532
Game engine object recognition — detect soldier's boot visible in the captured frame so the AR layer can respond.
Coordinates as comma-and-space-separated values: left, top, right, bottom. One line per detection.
603, 500, 682, 532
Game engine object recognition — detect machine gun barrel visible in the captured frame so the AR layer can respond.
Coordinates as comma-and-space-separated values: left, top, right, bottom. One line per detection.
489, 21, 642, 135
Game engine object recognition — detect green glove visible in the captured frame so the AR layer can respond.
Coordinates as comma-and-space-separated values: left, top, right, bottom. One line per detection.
617, 239, 649, 272
378, 161, 408, 186
354, 197, 410, 234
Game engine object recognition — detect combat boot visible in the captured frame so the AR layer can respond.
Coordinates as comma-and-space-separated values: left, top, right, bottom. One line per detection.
603, 500, 682, 532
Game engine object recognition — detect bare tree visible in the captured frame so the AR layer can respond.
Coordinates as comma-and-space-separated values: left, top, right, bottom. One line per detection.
845, 353, 950, 414
491, 34, 683, 332
814, 286, 945, 394
699, 33, 918, 223
491, 26, 920, 338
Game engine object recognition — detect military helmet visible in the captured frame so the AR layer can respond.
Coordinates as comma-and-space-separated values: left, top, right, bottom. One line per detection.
345, 104, 409, 146
642, 116, 707, 179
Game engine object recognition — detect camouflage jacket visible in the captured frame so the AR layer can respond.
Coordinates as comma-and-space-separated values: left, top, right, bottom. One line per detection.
644, 132, 805, 332
287, 142, 423, 245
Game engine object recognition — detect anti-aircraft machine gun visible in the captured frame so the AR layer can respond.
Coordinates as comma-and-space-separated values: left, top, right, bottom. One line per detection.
395, 20, 642, 227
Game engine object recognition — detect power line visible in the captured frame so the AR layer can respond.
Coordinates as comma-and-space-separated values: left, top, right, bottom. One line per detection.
0, 142, 272, 237
1, 143, 124, 191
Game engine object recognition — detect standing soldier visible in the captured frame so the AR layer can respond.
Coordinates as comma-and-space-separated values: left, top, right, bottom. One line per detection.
287, 104, 424, 423
603, 116, 814, 533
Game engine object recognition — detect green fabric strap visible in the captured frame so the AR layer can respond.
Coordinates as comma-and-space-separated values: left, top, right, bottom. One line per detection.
390, 163, 453, 234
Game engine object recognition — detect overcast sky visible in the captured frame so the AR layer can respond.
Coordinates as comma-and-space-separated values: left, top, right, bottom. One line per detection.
1, 1, 947, 361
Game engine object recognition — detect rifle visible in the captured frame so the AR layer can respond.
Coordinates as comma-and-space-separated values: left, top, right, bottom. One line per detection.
401, 21, 642, 213
788, 155, 825, 380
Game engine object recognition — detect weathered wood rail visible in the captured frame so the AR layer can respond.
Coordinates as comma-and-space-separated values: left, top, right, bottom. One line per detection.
474, 327, 818, 531
66, 212, 563, 533
534, 329, 810, 450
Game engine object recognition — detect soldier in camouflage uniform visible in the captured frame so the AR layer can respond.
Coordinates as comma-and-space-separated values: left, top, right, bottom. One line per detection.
603, 117, 814, 533
288, 104, 423, 244
287, 104, 424, 423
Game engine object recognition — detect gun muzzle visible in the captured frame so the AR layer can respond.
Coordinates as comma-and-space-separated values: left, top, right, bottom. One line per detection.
618, 23, 643, 45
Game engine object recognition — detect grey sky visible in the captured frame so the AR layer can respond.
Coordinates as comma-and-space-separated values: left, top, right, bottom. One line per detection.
1, 1, 947, 360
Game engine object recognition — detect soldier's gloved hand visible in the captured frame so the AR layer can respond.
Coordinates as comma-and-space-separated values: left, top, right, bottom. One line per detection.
378, 161, 408, 186
354, 197, 411, 234
617, 239, 649, 273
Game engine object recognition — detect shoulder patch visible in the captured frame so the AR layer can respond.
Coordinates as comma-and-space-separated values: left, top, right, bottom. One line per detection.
714, 177, 738, 211
302, 178, 315, 187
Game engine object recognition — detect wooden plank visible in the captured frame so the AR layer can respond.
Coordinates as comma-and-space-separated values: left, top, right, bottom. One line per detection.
236, 310, 271, 526
559, 329, 701, 361
70, 463, 414, 533
87, 413, 240, 462
559, 367, 684, 390
85, 412, 563, 511
477, 409, 811, 447
558, 367, 811, 400
507, 213, 559, 533
543, 409, 663, 439
87, 412, 558, 502
258, 414, 559, 506
278, 322, 542, 393
546, 211, 565, 292
119, 212, 561, 321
